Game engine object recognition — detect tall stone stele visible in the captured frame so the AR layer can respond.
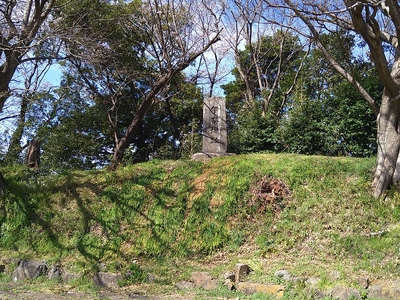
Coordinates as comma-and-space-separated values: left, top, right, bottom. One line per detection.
192, 97, 234, 161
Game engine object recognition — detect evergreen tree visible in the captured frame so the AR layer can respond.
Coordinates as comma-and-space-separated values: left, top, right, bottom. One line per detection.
276, 32, 381, 157
222, 31, 304, 153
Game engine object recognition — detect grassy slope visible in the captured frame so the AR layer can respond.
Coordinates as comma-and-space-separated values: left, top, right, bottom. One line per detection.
0, 153, 399, 297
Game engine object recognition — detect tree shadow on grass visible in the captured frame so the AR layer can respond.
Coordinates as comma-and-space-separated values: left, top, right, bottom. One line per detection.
0, 165, 196, 268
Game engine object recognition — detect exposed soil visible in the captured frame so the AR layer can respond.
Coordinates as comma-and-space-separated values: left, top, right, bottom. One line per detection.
250, 175, 291, 213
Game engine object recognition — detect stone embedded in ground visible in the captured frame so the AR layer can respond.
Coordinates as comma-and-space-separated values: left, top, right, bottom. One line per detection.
237, 282, 285, 298
201, 278, 218, 290
62, 272, 79, 283
224, 278, 235, 290
48, 265, 62, 280
356, 277, 370, 289
235, 263, 251, 284
175, 281, 195, 290
330, 270, 341, 281
93, 272, 123, 288
368, 280, 400, 300
306, 277, 321, 286
330, 286, 361, 300
303, 286, 327, 299
191, 152, 212, 161
190, 271, 211, 287
191, 152, 235, 161
224, 272, 235, 281
12, 260, 48, 281
275, 269, 292, 281
190, 271, 218, 290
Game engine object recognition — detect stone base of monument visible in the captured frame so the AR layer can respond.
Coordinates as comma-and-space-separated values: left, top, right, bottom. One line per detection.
191, 152, 236, 162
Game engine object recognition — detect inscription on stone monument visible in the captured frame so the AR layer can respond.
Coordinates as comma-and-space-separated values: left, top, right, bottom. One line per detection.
203, 97, 227, 153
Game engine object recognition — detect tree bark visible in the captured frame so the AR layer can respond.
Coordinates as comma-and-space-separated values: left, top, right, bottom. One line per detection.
372, 89, 400, 198
0, 172, 6, 194
26, 139, 40, 169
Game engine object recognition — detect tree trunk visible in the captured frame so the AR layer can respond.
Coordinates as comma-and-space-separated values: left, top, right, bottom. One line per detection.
0, 172, 6, 194
26, 139, 40, 169
110, 88, 157, 170
372, 89, 400, 198
5, 93, 29, 163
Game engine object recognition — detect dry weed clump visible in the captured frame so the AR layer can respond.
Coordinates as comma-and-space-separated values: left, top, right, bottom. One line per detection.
250, 175, 291, 213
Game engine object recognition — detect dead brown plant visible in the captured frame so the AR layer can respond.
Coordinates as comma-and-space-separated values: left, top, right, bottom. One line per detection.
250, 175, 291, 214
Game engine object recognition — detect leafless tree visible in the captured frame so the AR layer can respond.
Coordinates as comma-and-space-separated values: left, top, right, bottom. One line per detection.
191, 0, 231, 98
262, 0, 400, 197
222, 0, 309, 115
4, 58, 52, 163
0, 0, 57, 113
223, 0, 267, 108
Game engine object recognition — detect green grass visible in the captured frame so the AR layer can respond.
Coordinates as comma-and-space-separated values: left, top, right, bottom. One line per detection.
0, 153, 399, 298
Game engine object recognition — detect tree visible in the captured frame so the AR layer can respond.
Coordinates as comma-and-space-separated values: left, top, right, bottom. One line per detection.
277, 31, 380, 157
56, 0, 222, 169
32, 76, 113, 169
262, 0, 400, 197
25, 139, 40, 168
223, 0, 270, 109
0, 0, 56, 113
144, 73, 203, 160
109, 0, 222, 169
222, 30, 306, 153
4, 59, 53, 164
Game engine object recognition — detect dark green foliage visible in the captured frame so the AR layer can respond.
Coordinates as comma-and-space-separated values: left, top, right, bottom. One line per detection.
123, 73, 203, 162
228, 107, 278, 153
222, 30, 381, 157
276, 34, 381, 157
276, 97, 333, 155
20, 0, 204, 169
223, 31, 304, 154
28, 0, 203, 168
30, 77, 113, 169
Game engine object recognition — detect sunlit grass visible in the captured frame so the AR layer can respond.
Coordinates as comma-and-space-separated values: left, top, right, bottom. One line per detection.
0, 154, 399, 297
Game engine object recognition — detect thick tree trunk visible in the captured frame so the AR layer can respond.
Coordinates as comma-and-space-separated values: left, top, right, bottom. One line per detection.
0, 58, 19, 113
110, 96, 155, 170
25, 139, 40, 169
372, 90, 400, 198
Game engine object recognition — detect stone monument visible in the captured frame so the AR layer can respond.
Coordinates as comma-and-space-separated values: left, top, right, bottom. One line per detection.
203, 96, 227, 153
192, 97, 234, 161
